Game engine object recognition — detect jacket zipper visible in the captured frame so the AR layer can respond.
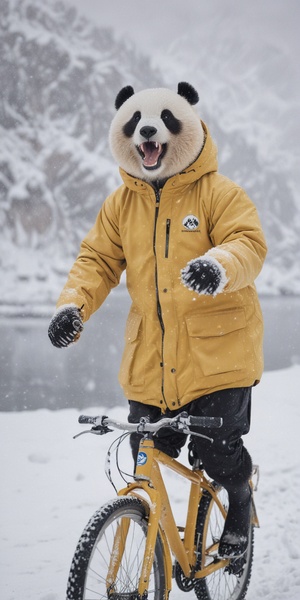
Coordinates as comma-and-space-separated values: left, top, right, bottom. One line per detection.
165, 218, 171, 258
153, 189, 167, 406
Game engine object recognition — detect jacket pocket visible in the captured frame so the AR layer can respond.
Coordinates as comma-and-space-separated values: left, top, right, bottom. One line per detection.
185, 309, 247, 377
119, 310, 145, 387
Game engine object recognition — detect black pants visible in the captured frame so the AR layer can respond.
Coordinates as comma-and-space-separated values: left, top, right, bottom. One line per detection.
128, 387, 253, 492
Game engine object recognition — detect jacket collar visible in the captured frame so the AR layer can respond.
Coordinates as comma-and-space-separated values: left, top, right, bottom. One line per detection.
119, 121, 218, 194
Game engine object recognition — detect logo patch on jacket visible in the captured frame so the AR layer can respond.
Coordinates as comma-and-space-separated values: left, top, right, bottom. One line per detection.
182, 215, 200, 231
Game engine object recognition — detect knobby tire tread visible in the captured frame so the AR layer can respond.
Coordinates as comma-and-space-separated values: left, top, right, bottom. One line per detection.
194, 488, 254, 600
66, 496, 166, 600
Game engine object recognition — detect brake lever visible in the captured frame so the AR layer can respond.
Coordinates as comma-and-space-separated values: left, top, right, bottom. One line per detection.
170, 421, 190, 434
170, 413, 214, 443
170, 411, 189, 433
73, 416, 113, 439
73, 429, 92, 439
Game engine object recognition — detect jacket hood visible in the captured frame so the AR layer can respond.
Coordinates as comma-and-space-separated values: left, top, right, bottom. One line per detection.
119, 121, 218, 192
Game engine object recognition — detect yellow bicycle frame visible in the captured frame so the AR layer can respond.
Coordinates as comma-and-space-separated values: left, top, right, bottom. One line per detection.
110, 435, 249, 598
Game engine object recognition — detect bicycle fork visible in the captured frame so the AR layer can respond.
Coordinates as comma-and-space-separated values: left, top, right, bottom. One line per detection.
105, 439, 164, 599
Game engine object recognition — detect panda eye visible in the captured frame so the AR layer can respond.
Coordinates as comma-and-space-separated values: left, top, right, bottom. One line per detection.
161, 109, 172, 122
161, 109, 182, 134
123, 111, 141, 137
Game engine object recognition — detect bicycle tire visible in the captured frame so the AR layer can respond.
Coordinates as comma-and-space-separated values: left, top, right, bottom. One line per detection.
66, 496, 166, 600
194, 486, 254, 600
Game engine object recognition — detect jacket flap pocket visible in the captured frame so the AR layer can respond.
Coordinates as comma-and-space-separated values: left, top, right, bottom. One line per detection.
186, 309, 246, 338
125, 311, 143, 342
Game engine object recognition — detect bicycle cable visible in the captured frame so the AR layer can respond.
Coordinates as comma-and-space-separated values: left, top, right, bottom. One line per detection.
105, 431, 133, 493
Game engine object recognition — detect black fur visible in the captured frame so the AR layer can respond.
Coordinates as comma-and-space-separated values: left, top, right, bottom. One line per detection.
48, 306, 83, 348
181, 258, 222, 295
177, 82, 199, 105
115, 85, 135, 110
123, 111, 141, 137
161, 109, 182, 134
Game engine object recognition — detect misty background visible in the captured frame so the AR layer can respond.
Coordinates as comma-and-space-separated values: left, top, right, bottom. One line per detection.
1, 0, 300, 411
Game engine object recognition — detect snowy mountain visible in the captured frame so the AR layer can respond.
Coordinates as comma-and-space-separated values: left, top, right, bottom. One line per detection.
0, 0, 299, 313
0, 0, 162, 310
157, 25, 300, 296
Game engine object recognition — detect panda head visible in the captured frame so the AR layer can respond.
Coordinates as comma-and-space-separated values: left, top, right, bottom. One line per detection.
109, 82, 204, 183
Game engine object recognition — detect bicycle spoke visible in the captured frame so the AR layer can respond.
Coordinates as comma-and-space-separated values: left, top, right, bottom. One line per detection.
195, 487, 253, 600
67, 499, 165, 599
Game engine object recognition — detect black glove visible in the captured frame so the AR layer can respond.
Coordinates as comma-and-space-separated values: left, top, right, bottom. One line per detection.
48, 305, 84, 348
181, 257, 226, 296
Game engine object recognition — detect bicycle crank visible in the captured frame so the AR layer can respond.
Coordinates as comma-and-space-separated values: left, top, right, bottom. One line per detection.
174, 561, 195, 591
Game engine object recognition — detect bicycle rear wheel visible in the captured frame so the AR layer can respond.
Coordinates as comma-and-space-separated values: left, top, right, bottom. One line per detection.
194, 486, 254, 600
66, 496, 166, 600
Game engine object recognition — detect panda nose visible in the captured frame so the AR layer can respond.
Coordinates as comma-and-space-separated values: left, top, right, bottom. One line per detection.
140, 126, 157, 140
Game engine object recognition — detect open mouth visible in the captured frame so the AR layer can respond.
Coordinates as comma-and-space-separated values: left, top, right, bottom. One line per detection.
137, 142, 167, 170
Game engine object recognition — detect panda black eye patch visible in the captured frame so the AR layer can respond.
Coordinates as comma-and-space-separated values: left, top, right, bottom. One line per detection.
161, 109, 182, 134
123, 111, 141, 137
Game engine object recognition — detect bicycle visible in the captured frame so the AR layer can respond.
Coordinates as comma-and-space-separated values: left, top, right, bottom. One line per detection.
67, 411, 259, 600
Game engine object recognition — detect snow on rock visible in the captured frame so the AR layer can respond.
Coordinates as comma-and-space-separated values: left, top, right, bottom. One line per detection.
0, 0, 161, 309
1, 366, 300, 599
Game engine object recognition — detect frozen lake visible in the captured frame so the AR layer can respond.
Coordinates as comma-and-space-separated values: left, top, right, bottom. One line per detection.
1, 293, 300, 411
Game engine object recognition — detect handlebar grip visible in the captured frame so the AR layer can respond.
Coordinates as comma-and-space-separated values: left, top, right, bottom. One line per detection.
78, 415, 98, 425
189, 416, 223, 429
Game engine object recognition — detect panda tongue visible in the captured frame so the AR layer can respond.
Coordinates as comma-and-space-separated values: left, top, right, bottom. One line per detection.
141, 142, 162, 167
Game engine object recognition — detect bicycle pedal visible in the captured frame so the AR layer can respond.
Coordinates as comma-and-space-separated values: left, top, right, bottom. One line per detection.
224, 555, 246, 577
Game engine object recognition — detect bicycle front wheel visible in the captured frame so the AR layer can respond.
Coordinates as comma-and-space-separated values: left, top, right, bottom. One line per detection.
67, 496, 166, 600
194, 486, 254, 600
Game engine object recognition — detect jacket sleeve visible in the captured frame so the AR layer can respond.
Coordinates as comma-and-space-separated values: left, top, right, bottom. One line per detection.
56, 193, 126, 321
205, 184, 267, 292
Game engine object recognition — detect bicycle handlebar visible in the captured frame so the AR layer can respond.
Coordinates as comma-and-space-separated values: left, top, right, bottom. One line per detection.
77, 412, 223, 436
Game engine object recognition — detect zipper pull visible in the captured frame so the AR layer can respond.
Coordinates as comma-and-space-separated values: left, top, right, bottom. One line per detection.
165, 218, 171, 258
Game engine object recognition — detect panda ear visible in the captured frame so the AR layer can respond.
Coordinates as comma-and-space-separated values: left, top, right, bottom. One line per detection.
115, 86, 135, 110
177, 82, 199, 105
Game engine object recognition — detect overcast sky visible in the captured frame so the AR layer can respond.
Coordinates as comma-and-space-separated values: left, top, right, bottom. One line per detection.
66, 0, 300, 62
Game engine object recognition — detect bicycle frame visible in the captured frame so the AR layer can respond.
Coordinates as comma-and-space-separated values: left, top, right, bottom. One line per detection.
112, 435, 231, 598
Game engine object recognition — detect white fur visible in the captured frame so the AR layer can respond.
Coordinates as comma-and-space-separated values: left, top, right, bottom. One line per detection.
53, 303, 78, 314
109, 87, 204, 182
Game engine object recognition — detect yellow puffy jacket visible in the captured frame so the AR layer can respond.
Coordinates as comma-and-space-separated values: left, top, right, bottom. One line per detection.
57, 122, 267, 410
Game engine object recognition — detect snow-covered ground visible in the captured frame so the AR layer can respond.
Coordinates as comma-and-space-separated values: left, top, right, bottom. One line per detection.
1, 365, 300, 600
